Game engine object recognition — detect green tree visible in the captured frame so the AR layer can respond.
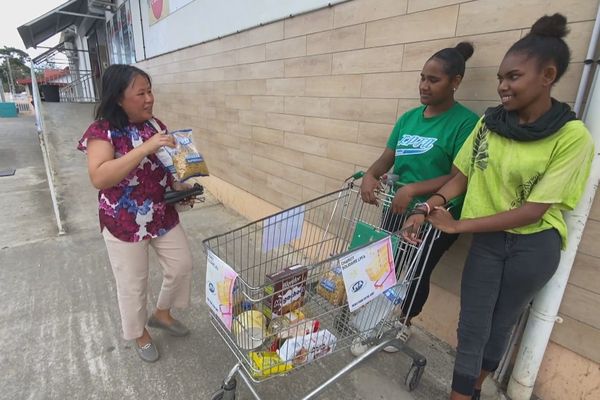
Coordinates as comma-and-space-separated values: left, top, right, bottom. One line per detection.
0, 47, 32, 93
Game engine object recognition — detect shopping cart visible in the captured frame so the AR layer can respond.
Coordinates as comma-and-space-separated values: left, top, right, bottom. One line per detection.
203, 172, 441, 400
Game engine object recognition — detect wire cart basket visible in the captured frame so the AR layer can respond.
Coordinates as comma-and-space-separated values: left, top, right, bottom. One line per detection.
203, 172, 441, 400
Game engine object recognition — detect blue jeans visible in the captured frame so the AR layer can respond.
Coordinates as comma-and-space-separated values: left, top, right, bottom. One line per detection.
452, 229, 561, 396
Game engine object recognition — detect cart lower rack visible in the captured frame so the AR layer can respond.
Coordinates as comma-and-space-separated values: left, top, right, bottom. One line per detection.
203, 176, 441, 399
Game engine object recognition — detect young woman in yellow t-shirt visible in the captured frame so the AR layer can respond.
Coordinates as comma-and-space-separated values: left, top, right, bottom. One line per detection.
404, 14, 594, 400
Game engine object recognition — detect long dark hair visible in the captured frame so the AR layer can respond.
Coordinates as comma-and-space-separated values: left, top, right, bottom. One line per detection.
95, 64, 152, 129
507, 13, 570, 84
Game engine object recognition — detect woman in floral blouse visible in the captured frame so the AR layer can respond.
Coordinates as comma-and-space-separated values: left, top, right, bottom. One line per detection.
78, 65, 193, 363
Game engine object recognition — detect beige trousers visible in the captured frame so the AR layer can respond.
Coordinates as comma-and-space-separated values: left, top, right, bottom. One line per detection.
102, 224, 193, 340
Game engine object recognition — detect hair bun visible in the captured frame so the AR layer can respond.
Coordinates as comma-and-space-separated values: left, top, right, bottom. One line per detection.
454, 41, 474, 62
530, 13, 569, 38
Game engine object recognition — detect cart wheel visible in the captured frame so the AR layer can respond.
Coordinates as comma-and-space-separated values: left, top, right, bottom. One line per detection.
210, 385, 236, 400
405, 363, 424, 391
210, 389, 224, 400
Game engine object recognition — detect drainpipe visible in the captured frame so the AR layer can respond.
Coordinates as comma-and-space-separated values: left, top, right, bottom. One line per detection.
506, 5, 600, 399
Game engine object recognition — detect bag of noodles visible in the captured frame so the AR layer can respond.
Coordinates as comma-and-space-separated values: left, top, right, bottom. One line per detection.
165, 129, 209, 181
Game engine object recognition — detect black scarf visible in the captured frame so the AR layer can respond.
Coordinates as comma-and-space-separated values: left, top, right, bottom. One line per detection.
483, 99, 576, 141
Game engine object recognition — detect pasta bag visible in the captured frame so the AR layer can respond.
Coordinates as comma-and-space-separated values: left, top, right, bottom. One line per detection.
165, 129, 209, 181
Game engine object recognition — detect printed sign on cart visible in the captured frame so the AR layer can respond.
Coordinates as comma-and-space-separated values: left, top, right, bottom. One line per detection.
262, 205, 305, 253
205, 250, 238, 330
339, 236, 397, 312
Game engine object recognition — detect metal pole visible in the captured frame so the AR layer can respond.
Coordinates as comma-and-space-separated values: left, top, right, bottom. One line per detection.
5, 58, 16, 96
0, 76, 5, 102
29, 59, 65, 235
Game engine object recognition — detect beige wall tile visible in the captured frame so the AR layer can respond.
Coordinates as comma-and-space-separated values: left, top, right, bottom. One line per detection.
224, 61, 284, 80
284, 132, 329, 157
459, 100, 497, 117
225, 95, 252, 110
402, 30, 522, 71
216, 108, 239, 123
266, 113, 305, 134
366, 6, 459, 47
305, 75, 362, 98
408, 0, 470, 13
455, 67, 499, 101
304, 117, 359, 142
213, 81, 238, 95
253, 155, 328, 193
567, 21, 596, 63
237, 79, 267, 95
284, 96, 331, 118
266, 78, 306, 96
252, 126, 284, 146
553, 63, 584, 104
251, 96, 284, 113
560, 284, 600, 329
361, 71, 420, 98
327, 141, 383, 166
284, 7, 334, 39
205, 118, 227, 134
266, 36, 306, 60
226, 122, 253, 139
579, 218, 600, 259
239, 21, 284, 47
590, 190, 600, 221
307, 25, 366, 56
302, 186, 323, 201
236, 44, 266, 64
358, 122, 395, 147
252, 142, 304, 168
396, 98, 420, 117
303, 153, 355, 180
456, 0, 599, 36
570, 252, 600, 296
285, 54, 332, 77
332, 45, 404, 74
334, 0, 408, 28
329, 98, 398, 124
239, 110, 267, 127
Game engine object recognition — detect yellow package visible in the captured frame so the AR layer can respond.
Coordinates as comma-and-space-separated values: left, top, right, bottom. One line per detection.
250, 351, 293, 378
165, 129, 209, 181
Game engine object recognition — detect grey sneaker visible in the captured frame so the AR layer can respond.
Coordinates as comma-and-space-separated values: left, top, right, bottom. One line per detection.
148, 315, 190, 337
135, 341, 159, 363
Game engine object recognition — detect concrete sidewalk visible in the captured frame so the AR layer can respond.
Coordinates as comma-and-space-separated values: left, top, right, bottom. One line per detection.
0, 105, 497, 400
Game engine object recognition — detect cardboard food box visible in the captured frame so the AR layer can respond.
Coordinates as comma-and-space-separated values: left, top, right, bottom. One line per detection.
264, 264, 308, 319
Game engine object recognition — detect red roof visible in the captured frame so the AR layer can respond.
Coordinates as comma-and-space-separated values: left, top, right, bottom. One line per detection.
17, 67, 70, 85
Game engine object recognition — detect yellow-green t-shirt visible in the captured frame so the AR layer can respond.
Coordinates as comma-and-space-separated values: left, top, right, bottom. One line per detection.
454, 118, 594, 248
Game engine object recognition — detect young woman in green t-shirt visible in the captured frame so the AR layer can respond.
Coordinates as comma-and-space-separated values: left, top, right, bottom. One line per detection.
405, 14, 594, 400
359, 42, 479, 353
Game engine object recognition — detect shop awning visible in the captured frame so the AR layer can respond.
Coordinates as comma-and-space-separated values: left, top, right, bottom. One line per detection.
17, 0, 104, 49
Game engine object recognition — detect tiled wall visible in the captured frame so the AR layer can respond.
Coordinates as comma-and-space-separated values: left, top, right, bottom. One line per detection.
138, 1, 600, 397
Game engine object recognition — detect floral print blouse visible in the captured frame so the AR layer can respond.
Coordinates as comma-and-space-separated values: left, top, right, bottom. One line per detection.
78, 118, 179, 242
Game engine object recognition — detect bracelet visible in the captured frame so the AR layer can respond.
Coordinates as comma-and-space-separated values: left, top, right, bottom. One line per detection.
430, 193, 447, 205
408, 208, 427, 217
414, 202, 431, 216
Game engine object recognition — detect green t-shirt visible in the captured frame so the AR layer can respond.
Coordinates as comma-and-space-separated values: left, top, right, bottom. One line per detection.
454, 118, 594, 248
386, 102, 479, 218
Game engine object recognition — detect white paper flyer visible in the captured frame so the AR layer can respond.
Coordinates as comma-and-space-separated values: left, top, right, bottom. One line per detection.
205, 250, 238, 330
340, 236, 396, 312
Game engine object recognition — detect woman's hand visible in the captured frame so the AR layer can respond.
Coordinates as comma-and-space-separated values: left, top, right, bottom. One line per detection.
141, 131, 175, 156
401, 213, 425, 244
428, 207, 460, 234
391, 185, 414, 214
360, 173, 383, 205
172, 181, 192, 191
